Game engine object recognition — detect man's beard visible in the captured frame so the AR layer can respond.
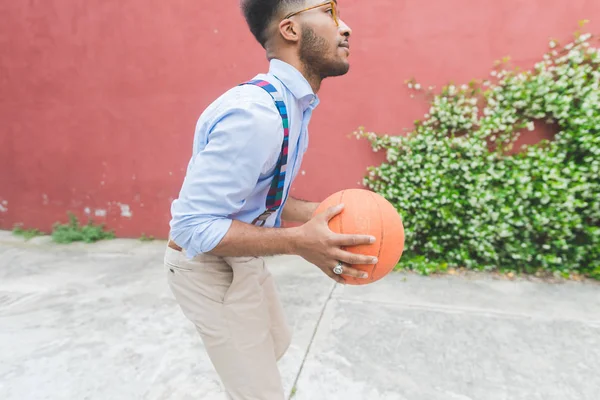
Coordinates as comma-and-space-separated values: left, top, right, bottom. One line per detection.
298, 25, 349, 81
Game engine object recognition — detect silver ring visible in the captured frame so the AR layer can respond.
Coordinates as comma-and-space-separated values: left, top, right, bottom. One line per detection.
333, 262, 344, 275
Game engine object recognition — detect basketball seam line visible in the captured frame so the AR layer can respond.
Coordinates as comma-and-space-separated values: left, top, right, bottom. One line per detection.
339, 190, 346, 244
339, 190, 346, 275
370, 191, 384, 282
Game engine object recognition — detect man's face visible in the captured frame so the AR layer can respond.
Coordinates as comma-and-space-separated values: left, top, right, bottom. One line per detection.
291, 1, 353, 78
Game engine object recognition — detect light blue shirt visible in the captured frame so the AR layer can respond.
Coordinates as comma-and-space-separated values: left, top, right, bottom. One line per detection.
169, 59, 319, 258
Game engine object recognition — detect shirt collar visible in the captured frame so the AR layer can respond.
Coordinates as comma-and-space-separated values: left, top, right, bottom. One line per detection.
269, 59, 319, 111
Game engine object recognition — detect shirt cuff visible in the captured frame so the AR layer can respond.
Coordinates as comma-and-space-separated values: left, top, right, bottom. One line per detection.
180, 218, 234, 259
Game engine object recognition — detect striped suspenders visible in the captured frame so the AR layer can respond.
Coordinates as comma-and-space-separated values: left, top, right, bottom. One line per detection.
239, 79, 290, 227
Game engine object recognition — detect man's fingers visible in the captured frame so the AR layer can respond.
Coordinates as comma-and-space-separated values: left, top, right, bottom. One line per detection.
334, 249, 378, 265
332, 274, 345, 284
321, 265, 345, 283
335, 262, 369, 279
322, 203, 344, 222
332, 233, 376, 247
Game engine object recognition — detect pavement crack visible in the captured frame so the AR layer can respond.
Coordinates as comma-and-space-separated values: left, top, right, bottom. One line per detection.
288, 282, 337, 399
335, 297, 600, 325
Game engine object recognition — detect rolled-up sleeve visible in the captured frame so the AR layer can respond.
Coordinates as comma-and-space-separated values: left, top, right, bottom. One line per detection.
169, 94, 282, 258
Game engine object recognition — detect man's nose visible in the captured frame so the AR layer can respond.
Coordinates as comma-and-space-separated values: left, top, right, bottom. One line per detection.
339, 18, 352, 37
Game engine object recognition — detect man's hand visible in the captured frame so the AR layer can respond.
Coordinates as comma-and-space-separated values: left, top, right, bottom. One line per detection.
292, 203, 378, 283
208, 202, 377, 284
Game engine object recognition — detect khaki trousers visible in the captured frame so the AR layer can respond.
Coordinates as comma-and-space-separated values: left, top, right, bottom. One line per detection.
164, 246, 291, 400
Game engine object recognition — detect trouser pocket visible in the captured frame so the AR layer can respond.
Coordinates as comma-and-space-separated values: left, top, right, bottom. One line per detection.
220, 257, 273, 353
164, 247, 233, 322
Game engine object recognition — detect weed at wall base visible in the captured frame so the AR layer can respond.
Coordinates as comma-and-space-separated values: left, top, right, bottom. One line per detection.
12, 225, 44, 240
51, 212, 115, 244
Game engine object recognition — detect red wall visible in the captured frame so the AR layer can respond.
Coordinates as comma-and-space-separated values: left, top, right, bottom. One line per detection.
1, 0, 599, 238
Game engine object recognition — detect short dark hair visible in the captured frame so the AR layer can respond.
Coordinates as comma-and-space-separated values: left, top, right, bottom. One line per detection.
241, 0, 305, 48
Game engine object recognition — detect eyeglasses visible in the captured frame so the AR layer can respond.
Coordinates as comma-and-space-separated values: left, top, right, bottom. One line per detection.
283, 1, 339, 27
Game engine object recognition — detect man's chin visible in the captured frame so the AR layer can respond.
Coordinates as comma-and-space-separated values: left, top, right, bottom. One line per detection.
324, 62, 350, 78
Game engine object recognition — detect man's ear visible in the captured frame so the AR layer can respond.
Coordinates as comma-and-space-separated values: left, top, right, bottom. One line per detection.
278, 19, 300, 43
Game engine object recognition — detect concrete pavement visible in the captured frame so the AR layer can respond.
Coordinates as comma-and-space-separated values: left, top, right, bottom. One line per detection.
1, 231, 599, 400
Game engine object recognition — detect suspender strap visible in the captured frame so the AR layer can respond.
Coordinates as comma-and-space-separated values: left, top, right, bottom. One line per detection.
239, 79, 290, 226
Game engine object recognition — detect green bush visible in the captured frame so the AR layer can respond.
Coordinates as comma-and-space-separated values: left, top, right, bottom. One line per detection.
357, 26, 600, 279
52, 212, 115, 244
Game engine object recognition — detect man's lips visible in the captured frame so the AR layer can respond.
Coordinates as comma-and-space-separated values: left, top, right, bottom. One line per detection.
339, 42, 350, 55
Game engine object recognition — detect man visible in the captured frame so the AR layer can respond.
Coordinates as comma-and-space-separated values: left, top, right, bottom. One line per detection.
165, 1, 378, 398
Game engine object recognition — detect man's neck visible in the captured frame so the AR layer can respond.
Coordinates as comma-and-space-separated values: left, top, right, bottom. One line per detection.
268, 54, 322, 93
301, 65, 322, 94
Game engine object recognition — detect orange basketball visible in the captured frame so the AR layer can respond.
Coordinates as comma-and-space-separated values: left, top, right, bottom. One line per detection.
313, 188, 405, 285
